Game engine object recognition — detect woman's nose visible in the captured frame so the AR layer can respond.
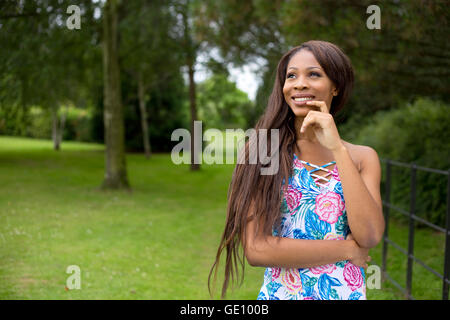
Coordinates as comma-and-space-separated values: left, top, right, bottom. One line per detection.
294, 76, 309, 90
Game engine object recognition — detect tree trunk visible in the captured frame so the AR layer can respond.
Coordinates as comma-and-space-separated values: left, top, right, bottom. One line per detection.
51, 106, 59, 151
181, 1, 200, 171
101, 0, 130, 190
51, 105, 63, 151
58, 108, 66, 147
188, 55, 200, 171
137, 70, 151, 159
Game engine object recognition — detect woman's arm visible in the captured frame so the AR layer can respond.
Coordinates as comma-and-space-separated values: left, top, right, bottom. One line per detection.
293, 103, 384, 249
331, 144, 385, 248
244, 214, 370, 269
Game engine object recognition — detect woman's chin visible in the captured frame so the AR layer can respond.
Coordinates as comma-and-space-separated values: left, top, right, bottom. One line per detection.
290, 106, 314, 116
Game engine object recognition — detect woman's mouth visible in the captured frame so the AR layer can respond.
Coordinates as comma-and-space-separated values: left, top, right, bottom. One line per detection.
291, 96, 315, 105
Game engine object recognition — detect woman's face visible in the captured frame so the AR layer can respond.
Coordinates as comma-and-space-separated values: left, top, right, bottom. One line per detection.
283, 49, 337, 116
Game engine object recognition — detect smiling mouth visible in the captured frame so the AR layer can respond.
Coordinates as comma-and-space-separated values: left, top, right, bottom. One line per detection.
291, 96, 315, 105
293, 97, 314, 102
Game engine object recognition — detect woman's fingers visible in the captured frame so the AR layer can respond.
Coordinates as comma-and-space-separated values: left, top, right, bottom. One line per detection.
300, 111, 325, 132
300, 113, 315, 133
305, 100, 329, 113
300, 109, 335, 133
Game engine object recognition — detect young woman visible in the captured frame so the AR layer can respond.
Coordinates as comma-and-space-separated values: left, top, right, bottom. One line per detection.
209, 40, 385, 300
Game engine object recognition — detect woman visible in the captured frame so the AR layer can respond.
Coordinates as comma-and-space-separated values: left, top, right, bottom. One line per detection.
208, 40, 385, 300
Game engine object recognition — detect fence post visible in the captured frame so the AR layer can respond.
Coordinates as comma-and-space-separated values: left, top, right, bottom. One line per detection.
382, 160, 391, 281
406, 163, 417, 300
442, 169, 450, 300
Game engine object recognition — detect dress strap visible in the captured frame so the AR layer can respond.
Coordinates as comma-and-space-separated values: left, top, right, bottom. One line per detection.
299, 159, 336, 185
300, 160, 336, 174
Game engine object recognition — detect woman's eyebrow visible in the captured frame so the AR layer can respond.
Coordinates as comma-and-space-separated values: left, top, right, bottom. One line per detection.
287, 66, 322, 70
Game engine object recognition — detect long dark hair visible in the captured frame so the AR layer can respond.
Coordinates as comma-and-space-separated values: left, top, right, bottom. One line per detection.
208, 40, 355, 299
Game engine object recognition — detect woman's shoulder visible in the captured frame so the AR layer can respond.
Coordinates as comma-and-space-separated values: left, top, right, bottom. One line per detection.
340, 140, 377, 173
341, 140, 375, 152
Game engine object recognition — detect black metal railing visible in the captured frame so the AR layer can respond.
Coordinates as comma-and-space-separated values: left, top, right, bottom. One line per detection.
379, 158, 450, 300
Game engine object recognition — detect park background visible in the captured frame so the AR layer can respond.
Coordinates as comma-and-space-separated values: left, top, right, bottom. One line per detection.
0, 0, 449, 299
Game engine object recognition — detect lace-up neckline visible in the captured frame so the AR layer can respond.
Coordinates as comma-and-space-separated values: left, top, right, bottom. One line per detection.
293, 152, 337, 188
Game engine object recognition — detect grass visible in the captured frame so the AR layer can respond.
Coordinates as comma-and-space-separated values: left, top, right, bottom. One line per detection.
0, 135, 446, 300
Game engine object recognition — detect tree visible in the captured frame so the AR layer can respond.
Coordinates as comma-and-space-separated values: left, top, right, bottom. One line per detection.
0, 0, 100, 150
196, 0, 450, 126
179, 0, 200, 171
197, 73, 252, 130
120, 0, 182, 159
101, 0, 129, 190
276, 0, 450, 119
195, 0, 287, 126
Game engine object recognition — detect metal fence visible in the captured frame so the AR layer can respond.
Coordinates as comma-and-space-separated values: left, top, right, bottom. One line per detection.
379, 158, 450, 300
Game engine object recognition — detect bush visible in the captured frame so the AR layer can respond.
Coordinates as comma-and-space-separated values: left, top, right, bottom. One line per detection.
0, 103, 32, 137
62, 106, 93, 142
341, 98, 450, 228
26, 106, 52, 139
0, 104, 94, 143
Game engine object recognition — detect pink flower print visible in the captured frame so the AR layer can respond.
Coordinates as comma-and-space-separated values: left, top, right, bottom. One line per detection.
343, 262, 364, 291
314, 191, 344, 224
324, 233, 345, 241
280, 268, 303, 295
331, 164, 340, 181
293, 158, 303, 169
310, 264, 336, 275
285, 186, 302, 214
271, 267, 281, 281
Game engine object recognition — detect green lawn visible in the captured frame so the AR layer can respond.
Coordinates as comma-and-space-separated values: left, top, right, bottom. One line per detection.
0, 136, 446, 299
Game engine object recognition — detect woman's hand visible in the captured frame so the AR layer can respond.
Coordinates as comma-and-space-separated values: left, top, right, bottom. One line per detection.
300, 101, 344, 152
346, 233, 371, 269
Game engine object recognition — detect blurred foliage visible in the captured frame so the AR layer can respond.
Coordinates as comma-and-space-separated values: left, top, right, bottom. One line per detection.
340, 98, 450, 228
88, 69, 188, 153
197, 73, 253, 130
118, 0, 188, 153
199, 0, 450, 125
0, 104, 93, 141
0, 0, 101, 110
122, 71, 188, 153
286, 0, 450, 122
0, 103, 33, 138
61, 105, 93, 142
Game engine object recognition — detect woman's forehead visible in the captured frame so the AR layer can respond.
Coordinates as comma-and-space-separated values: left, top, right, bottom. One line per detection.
287, 50, 322, 70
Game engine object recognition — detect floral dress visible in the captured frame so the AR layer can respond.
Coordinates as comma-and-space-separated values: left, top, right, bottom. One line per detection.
257, 153, 366, 300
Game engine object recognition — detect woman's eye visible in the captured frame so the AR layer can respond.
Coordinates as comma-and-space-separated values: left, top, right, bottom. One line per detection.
287, 72, 321, 79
